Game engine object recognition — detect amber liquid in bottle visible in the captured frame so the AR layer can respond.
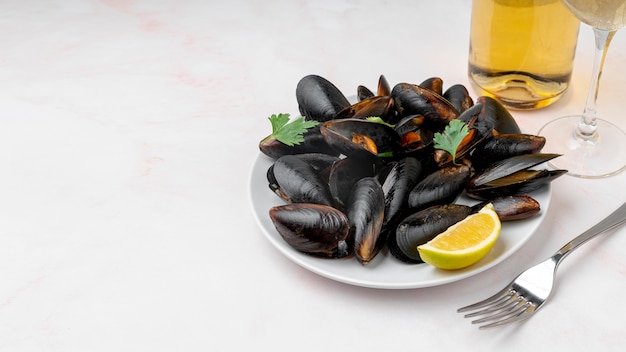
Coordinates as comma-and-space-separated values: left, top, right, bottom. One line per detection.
468, 0, 580, 109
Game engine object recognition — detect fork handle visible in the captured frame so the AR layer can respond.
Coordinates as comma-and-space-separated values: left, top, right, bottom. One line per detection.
553, 201, 626, 264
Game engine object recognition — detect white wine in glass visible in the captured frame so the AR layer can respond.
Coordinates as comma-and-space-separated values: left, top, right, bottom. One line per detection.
538, 0, 626, 178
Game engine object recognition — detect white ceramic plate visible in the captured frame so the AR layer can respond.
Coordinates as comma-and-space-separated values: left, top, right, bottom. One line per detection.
249, 153, 551, 289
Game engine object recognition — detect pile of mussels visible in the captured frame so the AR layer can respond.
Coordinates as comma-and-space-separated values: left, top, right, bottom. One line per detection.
259, 74, 566, 266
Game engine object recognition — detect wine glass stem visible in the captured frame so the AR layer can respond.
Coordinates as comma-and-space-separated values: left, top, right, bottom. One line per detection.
578, 28, 617, 139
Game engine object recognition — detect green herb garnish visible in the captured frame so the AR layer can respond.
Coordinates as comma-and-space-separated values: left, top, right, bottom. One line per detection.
365, 116, 395, 128
265, 113, 319, 146
433, 119, 469, 165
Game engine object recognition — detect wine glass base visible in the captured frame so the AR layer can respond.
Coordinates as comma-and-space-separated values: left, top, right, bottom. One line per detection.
537, 115, 626, 178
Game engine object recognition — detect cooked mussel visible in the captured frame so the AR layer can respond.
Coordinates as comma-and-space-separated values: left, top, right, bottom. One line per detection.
389, 204, 473, 263
320, 118, 400, 163
269, 203, 351, 258
259, 125, 339, 159
472, 195, 541, 221
443, 84, 474, 113
391, 83, 460, 128
377, 74, 392, 96
296, 74, 351, 122
395, 115, 434, 158
475, 96, 521, 134
419, 77, 444, 96
380, 157, 424, 228
468, 153, 561, 188
467, 169, 566, 200
346, 177, 386, 265
328, 156, 380, 209
268, 153, 339, 194
471, 133, 546, 170
466, 153, 566, 200
335, 95, 395, 122
272, 155, 335, 206
356, 74, 392, 101
408, 165, 471, 210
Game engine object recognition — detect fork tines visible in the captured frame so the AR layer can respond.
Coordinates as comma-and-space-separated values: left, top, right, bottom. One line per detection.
458, 287, 537, 329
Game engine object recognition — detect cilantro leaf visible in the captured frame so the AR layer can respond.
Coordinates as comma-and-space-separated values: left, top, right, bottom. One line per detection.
433, 119, 469, 165
365, 116, 395, 128
266, 113, 319, 146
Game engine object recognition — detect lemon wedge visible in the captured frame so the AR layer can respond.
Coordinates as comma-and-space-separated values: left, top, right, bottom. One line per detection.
417, 203, 501, 270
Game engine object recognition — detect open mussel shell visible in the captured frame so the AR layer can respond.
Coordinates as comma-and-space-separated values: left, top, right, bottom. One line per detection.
272, 155, 335, 206
259, 125, 339, 159
408, 165, 471, 211
433, 128, 487, 167
389, 204, 473, 263
296, 74, 351, 122
356, 74, 392, 101
346, 177, 386, 265
335, 95, 395, 122
467, 153, 566, 200
395, 115, 434, 158
391, 82, 460, 128
468, 153, 561, 188
466, 169, 567, 200
357, 85, 375, 101
418, 77, 444, 95
320, 118, 400, 163
269, 203, 351, 258
378, 74, 391, 96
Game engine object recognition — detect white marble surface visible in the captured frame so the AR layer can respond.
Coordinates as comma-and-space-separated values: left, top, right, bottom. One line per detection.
1, 0, 626, 351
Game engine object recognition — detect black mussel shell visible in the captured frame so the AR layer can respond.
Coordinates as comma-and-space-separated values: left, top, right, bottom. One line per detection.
328, 157, 380, 210
472, 195, 541, 221
346, 177, 386, 265
419, 77, 444, 95
468, 153, 561, 188
378, 74, 391, 96
394, 114, 426, 136
321, 118, 400, 163
269, 203, 351, 258
357, 85, 375, 101
391, 83, 459, 129
395, 115, 434, 158
273, 155, 335, 206
466, 169, 567, 200
471, 134, 546, 170
356, 74, 391, 101
455, 102, 498, 144
289, 153, 340, 176
335, 96, 395, 122
259, 125, 339, 159
381, 157, 423, 228
267, 154, 339, 201
408, 165, 471, 210
443, 84, 474, 113
433, 128, 488, 167
476, 96, 521, 134
267, 164, 285, 202
296, 74, 351, 122
389, 204, 473, 263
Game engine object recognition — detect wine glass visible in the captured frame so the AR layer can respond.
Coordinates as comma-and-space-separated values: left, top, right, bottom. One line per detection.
538, 0, 626, 178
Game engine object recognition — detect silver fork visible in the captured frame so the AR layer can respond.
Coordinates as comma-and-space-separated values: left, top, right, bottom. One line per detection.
458, 201, 626, 329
